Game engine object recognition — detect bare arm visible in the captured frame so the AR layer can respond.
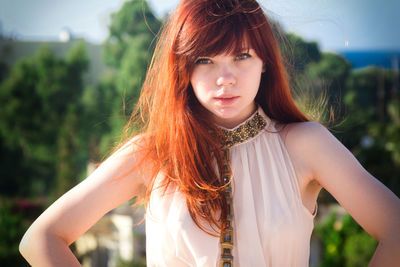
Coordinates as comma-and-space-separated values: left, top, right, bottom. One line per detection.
286, 122, 400, 266
19, 137, 149, 267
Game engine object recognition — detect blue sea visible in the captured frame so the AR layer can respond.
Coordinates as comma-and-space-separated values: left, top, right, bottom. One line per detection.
338, 51, 400, 69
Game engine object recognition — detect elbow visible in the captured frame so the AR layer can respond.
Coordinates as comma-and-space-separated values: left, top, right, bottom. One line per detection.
19, 225, 52, 261
19, 228, 35, 259
19, 225, 72, 260
376, 231, 400, 253
383, 233, 400, 247
19, 240, 28, 259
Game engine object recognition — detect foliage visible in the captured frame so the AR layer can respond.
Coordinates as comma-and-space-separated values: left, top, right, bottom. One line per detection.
345, 67, 396, 110
103, 0, 161, 69
98, 0, 162, 154
0, 199, 29, 266
0, 1, 162, 199
346, 68, 382, 108
277, 32, 351, 125
116, 257, 146, 267
316, 211, 377, 267
343, 231, 378, 267
338, 67, 400, 197
0, 42, 90, 197
306, 52, 351, 88
301, 52, 351, 117
351, 101, 400, 196
275, 32, 334, 125
280, 32, 321, 73
0, 61, 8, 82
385, 101, 400, 164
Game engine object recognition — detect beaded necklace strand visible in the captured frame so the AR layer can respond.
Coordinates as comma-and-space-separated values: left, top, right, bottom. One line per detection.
219, 148, 234, 267
218, 110, 267, 267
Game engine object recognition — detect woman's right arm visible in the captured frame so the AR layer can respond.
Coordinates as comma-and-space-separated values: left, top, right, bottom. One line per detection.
19, 137, 149, 267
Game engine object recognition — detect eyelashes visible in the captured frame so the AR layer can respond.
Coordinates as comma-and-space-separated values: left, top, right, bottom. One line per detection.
194, 52, 252, 65
236, 53, 251, 60
194, 58, 212, 65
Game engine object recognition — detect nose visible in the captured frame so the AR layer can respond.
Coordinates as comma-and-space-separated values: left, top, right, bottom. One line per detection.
216, 66, 236, 87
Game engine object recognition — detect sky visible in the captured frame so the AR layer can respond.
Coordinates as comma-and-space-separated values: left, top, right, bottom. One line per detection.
1, 0, 399, 52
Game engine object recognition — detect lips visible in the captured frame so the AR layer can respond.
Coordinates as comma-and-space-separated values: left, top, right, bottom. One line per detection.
214, 96, 239, 105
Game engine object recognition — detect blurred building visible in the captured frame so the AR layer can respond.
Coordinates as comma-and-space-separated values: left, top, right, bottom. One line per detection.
73, 162, 146, 267
74, 204, 146, 267
0, 29, 108, 86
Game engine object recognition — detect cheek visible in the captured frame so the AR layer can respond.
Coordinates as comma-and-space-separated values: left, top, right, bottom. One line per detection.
189, 70, 200, 92
189, 79, 205, 104
243, 66, 263, 93
190, 71, 212, 96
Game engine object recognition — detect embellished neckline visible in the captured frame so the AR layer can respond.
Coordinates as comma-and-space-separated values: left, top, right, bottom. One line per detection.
218, 107, 268, 148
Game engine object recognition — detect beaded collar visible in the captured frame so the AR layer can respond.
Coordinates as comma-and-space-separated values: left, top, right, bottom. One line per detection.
218, 108, 268, 267
219, 109, 267, 148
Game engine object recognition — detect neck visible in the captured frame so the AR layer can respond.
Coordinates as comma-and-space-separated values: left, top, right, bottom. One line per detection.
214, 103, 258, 129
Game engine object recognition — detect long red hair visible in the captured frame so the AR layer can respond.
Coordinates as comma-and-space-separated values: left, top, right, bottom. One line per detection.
126, 0, 309, 235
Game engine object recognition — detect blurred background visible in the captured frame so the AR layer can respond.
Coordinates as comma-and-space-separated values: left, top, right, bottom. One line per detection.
0, 0, 399, 266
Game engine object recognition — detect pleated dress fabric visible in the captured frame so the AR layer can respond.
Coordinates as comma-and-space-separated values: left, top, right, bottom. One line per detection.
145, 107, 317, 267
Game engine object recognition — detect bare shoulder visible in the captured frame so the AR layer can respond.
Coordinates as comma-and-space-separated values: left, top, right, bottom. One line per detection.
103, 133, 153, 190
277, 121, 335, 162
278, 119, 369, 187
277, 121, 330, 146
115, 133, 147, 155
276, 121, 338, 186
278, 120, 400, 245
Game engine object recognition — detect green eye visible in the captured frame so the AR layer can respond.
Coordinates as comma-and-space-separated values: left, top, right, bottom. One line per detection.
195, 58, 212, 64
236, 53, 251, 60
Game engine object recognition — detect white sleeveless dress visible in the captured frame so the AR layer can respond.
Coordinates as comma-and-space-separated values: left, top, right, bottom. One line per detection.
145, 107, 317, 266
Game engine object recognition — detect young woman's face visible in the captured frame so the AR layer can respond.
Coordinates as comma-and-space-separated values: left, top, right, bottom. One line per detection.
190, 48, 264, 128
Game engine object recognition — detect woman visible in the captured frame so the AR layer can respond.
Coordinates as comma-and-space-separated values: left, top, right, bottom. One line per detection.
20, 0, 400, 266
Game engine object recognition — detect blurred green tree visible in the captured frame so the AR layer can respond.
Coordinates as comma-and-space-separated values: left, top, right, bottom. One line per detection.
103, 0, 161, 69
336, 67, 400, 197
350, 101, 400, 197
302, 52, 351, 115
98, 0, 161, 155
0, 199, 29, 266
345, 67, 396, 121
280, 32, 321, 74
316, 211, 377, 267
0, 42, 89, 197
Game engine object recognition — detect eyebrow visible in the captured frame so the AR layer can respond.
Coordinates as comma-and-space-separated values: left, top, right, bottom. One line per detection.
194, 46, 255, 59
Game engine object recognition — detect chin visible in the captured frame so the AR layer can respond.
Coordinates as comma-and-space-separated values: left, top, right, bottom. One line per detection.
212, 109, 243, 124
213, 108, 239, 118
